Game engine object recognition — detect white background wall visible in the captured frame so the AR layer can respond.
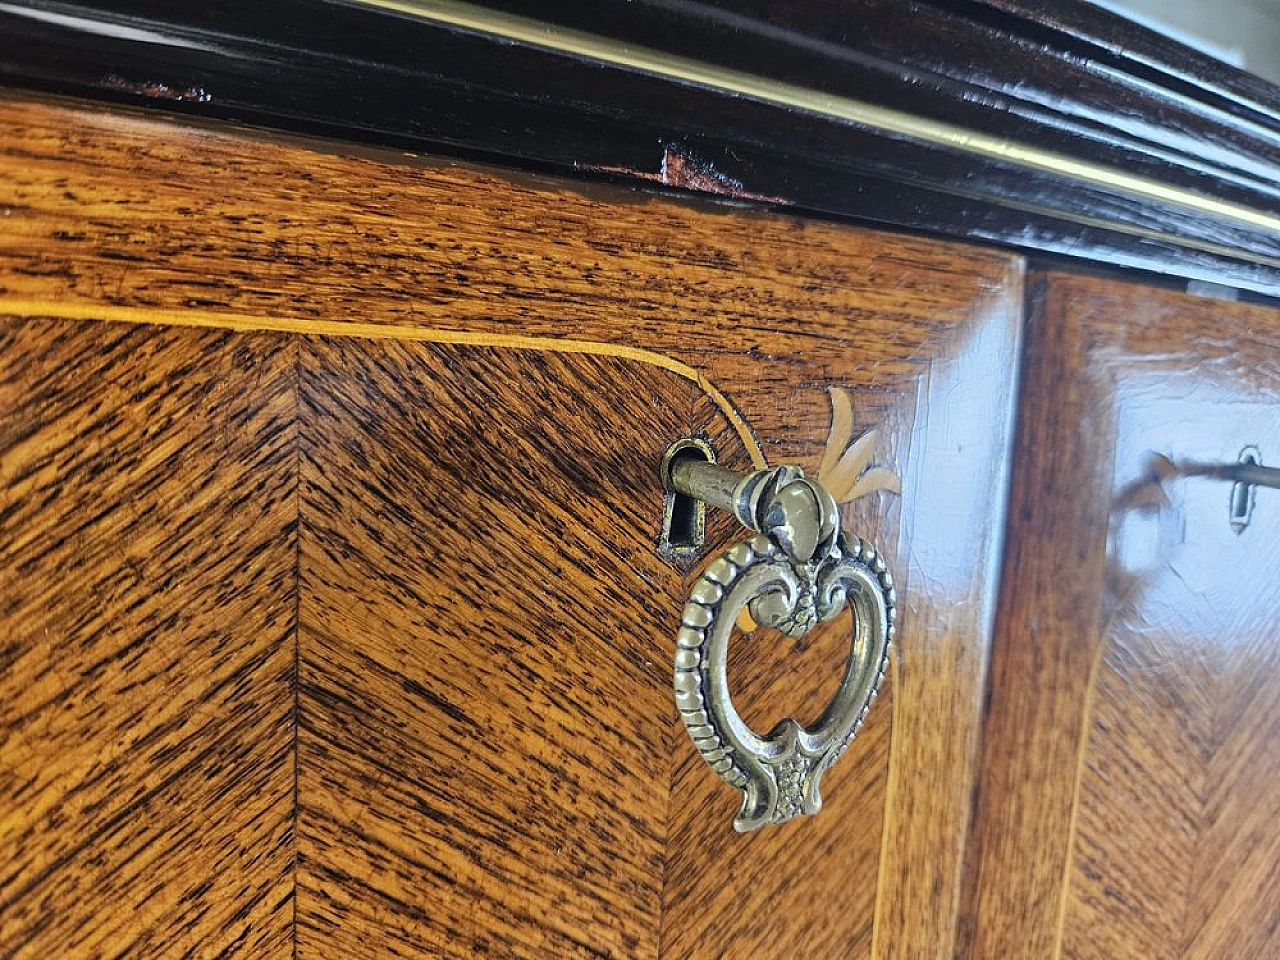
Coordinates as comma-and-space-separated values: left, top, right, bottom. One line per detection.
1091, 0, 1280, 85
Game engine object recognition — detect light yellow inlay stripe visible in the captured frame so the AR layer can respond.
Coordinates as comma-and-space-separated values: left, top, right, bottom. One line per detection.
354, 0, 1280, 239
1052, 626, 1109, 959
0, 300, 766, 469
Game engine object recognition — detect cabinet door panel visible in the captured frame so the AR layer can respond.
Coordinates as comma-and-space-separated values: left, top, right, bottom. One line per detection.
962, 273, 1280, 959
0, 96, 1024, 957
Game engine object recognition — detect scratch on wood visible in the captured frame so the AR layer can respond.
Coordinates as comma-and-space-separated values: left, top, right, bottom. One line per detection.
102, 74, 212, 103
589, 144, 788, 204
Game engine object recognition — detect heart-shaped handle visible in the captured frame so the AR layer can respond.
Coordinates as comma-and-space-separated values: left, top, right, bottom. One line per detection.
668, 459, 895, 832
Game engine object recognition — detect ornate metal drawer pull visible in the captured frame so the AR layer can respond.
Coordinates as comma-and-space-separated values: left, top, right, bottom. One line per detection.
665, 451, 895, 833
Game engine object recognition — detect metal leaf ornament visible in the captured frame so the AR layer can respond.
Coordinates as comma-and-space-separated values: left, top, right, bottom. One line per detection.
737, 387, 900, 634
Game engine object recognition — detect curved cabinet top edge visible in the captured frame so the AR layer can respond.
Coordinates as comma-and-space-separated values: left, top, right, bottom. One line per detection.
1, 0, 1277, 298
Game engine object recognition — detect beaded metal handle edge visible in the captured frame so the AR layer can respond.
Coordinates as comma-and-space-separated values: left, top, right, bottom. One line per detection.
667, 459, 895, 832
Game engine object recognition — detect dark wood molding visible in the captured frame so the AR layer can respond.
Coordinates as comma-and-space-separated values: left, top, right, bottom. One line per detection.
1, 0, 1278, 296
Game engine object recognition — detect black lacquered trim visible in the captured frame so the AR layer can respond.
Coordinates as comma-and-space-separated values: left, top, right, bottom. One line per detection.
1, 0, 1278, 295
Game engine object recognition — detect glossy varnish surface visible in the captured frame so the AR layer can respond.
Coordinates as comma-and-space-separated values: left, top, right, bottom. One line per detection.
961, 273, 1280, 958
0, 96, 1023, 955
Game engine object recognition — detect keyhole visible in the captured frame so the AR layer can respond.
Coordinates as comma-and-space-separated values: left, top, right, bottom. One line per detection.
1229, 446, 1261, 533
660, 438, 715, 557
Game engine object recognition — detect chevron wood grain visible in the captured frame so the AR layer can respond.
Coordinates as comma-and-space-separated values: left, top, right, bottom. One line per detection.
961, 273, 1280, 959
294, 342, 699, 957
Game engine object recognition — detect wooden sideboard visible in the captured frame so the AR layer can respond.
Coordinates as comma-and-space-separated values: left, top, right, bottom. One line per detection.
2, 91, 1277, 959
1, 2, 1279, 957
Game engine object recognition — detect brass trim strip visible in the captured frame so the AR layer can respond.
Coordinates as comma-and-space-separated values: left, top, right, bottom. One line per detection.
354, 0, 1280, 239
0, 301, 767, 469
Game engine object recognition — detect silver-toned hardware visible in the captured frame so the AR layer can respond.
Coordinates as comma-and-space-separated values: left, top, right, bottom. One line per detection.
1228, 447, 1262, 533
1173, 451, 1278, 490
666, 456, 894, 832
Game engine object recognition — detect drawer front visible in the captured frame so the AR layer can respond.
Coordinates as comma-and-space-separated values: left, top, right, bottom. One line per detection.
963, 273, 1280, 959
0, 97, 1022, 957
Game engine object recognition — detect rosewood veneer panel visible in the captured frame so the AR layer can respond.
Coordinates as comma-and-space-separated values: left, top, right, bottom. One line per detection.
961, 274, 1280, 959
